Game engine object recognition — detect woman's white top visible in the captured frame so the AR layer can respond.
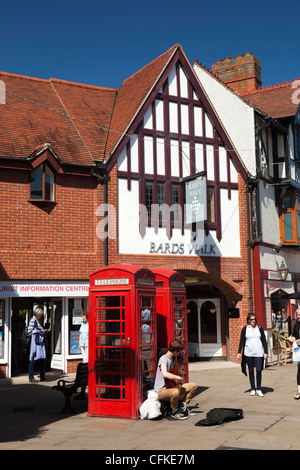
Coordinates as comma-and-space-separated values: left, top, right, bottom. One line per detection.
245, 325, 264, 357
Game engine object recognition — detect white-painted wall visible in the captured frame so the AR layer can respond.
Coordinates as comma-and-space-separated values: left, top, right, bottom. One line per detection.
193, 63, 256, 177
259, 181, 280, 245
118, 179, 241, 257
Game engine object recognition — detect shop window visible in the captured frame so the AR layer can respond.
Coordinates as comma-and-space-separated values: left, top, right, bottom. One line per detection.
145, 181, 166, 223
30, 163, 55, 202
171, 184, 180, 221
0, 300, 5, 360
142, 178, 220, 236
145, 182, 153, 220
68, 298, 88, 355
279, 193, 300, 244
157, 183, 165, 220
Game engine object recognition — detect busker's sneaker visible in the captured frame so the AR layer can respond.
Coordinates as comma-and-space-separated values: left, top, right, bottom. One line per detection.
185, 408, 197, 416
178, 402, 197, 417
171, 409, 188, 420
250, 390, 256, 396
256, 390, 264, 397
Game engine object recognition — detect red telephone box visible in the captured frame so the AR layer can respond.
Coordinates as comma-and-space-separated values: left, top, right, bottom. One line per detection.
153, 268, 189, 382
88, 264, 156, 419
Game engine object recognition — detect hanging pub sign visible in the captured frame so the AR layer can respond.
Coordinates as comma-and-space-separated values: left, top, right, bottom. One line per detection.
185, 177, 207, 224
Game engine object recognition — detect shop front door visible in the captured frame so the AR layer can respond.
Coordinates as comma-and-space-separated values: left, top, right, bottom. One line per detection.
50, 299, 63, 370
188, 298, 221, 358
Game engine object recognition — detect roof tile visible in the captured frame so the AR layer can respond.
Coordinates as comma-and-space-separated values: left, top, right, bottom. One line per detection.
240, 80, 300, 118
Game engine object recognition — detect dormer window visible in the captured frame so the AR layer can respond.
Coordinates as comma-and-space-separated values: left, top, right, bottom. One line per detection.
30, 163, 55, 201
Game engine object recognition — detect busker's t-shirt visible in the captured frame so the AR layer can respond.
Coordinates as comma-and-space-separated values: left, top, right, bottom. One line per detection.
154, 354, 174, 392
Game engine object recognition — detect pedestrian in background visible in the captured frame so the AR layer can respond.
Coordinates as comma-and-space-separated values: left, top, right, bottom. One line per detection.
75, 310, 89, 399
289, 308, 300, 399
79, 311, 89, 363
237, 313, 268, 397
28, 307, 49, 383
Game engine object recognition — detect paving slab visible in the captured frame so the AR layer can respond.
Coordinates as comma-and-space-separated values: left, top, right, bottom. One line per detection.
1, 361, 300, 452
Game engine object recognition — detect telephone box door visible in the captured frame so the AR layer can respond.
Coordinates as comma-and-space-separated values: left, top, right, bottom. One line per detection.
89, 291, 131, 417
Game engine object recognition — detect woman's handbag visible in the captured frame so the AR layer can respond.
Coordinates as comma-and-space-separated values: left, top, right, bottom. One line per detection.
292, 341, 300, 364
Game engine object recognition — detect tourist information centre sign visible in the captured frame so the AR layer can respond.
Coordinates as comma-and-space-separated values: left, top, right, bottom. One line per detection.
0, 282, 89, 297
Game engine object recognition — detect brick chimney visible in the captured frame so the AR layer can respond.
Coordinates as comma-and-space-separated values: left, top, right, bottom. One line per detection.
211, 53, 261, 94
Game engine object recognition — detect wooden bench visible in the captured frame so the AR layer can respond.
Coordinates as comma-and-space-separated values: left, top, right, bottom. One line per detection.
52, 362, 89, 413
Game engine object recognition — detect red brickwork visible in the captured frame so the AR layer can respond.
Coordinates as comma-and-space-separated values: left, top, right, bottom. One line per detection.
211, 53, 262, 95
0, 166, 104, 280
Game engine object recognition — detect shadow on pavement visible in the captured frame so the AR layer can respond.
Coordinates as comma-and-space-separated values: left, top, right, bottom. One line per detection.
0, 374, 88, 443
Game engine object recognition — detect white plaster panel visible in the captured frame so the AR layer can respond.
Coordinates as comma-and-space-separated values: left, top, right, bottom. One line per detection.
156, 137, 165, 175
194, 106, 202, 136
169, 102, 178, 133
144, 105, 153, 129
181, 103, 189, 134
206, 144, 214, 180
230, 159, 238, 183
144, 135, 154, 174
155, 99, 164, 131
195, 143, 204, 173
182, 141, 190, 178
220, 188, 240, 256
219, 147, 227, 182
130, 134, 139, 173
117, 147, 127, 171
170, 139, 180, 177
168, 66, 177, 96
205, 114, 214, 138
289, 124, 294, 159
179, 66, 188, 98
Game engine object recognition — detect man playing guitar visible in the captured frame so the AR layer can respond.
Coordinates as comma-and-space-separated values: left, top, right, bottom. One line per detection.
154, 340, 197, 420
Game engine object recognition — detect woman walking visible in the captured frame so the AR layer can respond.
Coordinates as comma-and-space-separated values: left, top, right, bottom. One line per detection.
237, 313, 268, 397
289, 308, 300, 399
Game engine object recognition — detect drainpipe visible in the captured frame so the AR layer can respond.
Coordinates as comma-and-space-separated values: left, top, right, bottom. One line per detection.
225, 298, 230, 361
246, 183, 254, 313
91, 165, 109, 267
103, 173, 109, 267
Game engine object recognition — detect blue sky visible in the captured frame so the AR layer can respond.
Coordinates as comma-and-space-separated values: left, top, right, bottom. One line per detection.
1, 0, 299, 90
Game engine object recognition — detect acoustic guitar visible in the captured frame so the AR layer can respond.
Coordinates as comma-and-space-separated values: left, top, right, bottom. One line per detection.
165, 358, 184, 391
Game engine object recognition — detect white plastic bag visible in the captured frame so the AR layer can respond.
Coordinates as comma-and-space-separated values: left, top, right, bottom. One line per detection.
292, 341, 300, 364
139, 390, 162, 420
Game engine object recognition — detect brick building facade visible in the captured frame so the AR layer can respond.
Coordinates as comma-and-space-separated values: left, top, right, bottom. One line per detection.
1, 44, 287, 378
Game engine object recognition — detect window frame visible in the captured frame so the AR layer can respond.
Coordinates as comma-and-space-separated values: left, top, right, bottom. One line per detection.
29, 162, 56, 204
279, 192, 300, 245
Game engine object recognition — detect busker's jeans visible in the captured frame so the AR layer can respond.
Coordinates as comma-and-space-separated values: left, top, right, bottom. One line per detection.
245, 355, 264, 390
157, 382, 198, 411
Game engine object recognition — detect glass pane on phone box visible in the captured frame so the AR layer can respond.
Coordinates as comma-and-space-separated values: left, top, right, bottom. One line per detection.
100, 387, 120, 400
100, 348, 121, 360
100, 374, 121, 386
